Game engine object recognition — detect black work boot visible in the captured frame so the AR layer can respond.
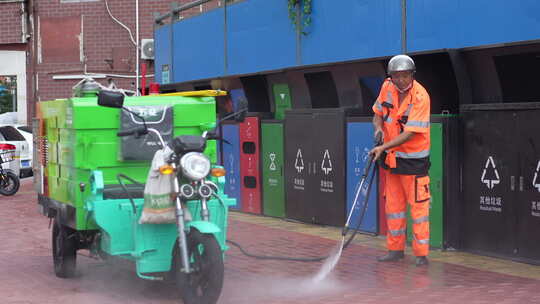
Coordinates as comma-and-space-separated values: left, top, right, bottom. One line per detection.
415, 256, 429, 266
377, 250, 404, 262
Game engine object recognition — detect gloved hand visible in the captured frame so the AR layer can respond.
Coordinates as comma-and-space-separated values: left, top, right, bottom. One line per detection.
369, 146, 385, 161
370, 129, 384, 161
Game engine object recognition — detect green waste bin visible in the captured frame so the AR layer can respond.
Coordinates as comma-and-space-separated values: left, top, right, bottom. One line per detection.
261, 121, 285, 217
407, 119, 444, 248
272, 84, 292, 120
406, 114, 460, 249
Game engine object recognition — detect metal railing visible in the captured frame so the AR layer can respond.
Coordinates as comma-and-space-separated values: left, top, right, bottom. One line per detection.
154, 0, 214, 25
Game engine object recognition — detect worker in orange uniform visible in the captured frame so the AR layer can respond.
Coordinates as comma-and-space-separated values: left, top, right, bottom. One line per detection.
370, 54, 431, 267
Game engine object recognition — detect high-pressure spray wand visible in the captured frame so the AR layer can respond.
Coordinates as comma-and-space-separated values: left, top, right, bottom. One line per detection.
311, 132, 383, 282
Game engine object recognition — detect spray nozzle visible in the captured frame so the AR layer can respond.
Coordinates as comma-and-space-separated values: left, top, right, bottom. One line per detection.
341, 225, 349, 236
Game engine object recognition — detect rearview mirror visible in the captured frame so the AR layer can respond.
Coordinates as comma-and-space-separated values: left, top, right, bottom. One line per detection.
97, 90, 125, 108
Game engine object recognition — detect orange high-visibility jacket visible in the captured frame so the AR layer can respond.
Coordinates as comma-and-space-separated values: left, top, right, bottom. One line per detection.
372, 78, 431, 175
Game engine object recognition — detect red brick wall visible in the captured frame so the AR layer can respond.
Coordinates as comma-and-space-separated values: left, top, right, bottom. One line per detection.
34, 0, 222, 103
0, 2, 24, 44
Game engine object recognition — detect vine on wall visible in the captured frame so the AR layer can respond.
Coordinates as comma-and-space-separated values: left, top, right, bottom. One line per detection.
288, 0, 312, 35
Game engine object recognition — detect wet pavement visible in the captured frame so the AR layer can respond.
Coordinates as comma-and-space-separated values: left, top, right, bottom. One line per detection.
2, 180, 540, 303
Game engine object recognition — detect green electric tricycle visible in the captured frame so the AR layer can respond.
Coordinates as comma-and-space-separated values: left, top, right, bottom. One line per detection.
35, 88, 237, 304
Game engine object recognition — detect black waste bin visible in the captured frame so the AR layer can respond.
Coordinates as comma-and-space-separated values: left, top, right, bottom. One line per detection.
461, 103, 540, 264
284, 108, 353, 226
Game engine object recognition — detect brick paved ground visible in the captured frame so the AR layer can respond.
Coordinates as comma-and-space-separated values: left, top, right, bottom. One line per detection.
2, 180, 540, 304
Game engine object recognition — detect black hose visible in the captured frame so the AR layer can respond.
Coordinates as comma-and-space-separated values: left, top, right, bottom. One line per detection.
213, 193, 328, 262
226, 239, 327, 262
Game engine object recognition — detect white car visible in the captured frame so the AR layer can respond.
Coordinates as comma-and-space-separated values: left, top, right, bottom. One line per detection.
0, 125, 32, 177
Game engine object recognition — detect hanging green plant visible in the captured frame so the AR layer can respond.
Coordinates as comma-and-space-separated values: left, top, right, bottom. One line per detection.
288, 0, 312, 35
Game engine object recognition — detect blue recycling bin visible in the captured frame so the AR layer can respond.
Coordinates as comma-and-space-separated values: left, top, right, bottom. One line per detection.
346, 117, 378, 233
222, 122, 242, 210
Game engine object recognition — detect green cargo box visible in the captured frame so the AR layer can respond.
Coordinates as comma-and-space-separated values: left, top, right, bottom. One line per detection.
37, 95, 218, 231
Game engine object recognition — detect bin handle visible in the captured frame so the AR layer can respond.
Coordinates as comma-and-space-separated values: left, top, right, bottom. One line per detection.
510, 176, 515, 191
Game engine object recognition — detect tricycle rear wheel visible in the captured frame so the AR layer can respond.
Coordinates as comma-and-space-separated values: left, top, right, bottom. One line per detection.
173, 229, 224, 304
52, 219, 77, 278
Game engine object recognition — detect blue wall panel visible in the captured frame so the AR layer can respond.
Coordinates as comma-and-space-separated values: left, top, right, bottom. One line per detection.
154, 25, 171, 84
222, 124, 242, 210
226, 0, 297, 75
408, 0, 540, 52
346, 121, 378, 234
155, 0, 540, 85
301, 0, 402, 66
172, 8, 225, 83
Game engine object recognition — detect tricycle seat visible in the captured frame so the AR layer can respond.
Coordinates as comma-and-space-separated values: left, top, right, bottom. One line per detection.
103, 184, 145, 200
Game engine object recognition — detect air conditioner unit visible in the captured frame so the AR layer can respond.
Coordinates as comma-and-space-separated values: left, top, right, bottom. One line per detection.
141, 39, 154, 60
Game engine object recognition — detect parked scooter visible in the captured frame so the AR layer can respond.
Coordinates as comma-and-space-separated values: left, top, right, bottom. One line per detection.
0, 144, 20, 196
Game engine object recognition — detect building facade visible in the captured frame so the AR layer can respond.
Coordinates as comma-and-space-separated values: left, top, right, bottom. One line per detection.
0, 0, 219, 124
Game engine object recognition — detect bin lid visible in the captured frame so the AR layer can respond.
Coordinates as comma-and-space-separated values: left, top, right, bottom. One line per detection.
246, 112, 273, 119
346, 116, 373, 123
284, 107, 361, 116
260, 119, 284, 124
460, 102, 540, 111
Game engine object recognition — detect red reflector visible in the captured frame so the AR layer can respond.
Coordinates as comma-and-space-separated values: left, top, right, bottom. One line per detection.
0, 144, 16, 150
149, 82, 160, 95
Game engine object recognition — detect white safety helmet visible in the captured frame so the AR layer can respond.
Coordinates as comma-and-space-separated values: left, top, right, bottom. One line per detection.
387, 54, 416, 75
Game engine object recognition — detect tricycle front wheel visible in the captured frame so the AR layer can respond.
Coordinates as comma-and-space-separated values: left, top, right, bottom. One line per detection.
173, 229, 224, 304
52, 219, 77, 278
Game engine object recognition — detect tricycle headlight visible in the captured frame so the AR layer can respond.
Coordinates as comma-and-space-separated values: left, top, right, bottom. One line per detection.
180, 152, 211, 181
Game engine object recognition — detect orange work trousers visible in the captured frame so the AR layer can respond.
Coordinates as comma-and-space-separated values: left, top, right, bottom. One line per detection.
384, 171, 430, 257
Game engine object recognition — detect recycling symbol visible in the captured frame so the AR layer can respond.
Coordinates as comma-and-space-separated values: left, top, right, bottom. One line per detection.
295, 149, 304, 173
321, 149, 333, 175
481, 156, 500, 189
533, 160, 540, 192
269, 152, 277, 171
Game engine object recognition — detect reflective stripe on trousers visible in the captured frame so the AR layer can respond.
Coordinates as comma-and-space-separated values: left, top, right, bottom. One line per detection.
387, 211, 406, 220
389, 228, 406, 236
